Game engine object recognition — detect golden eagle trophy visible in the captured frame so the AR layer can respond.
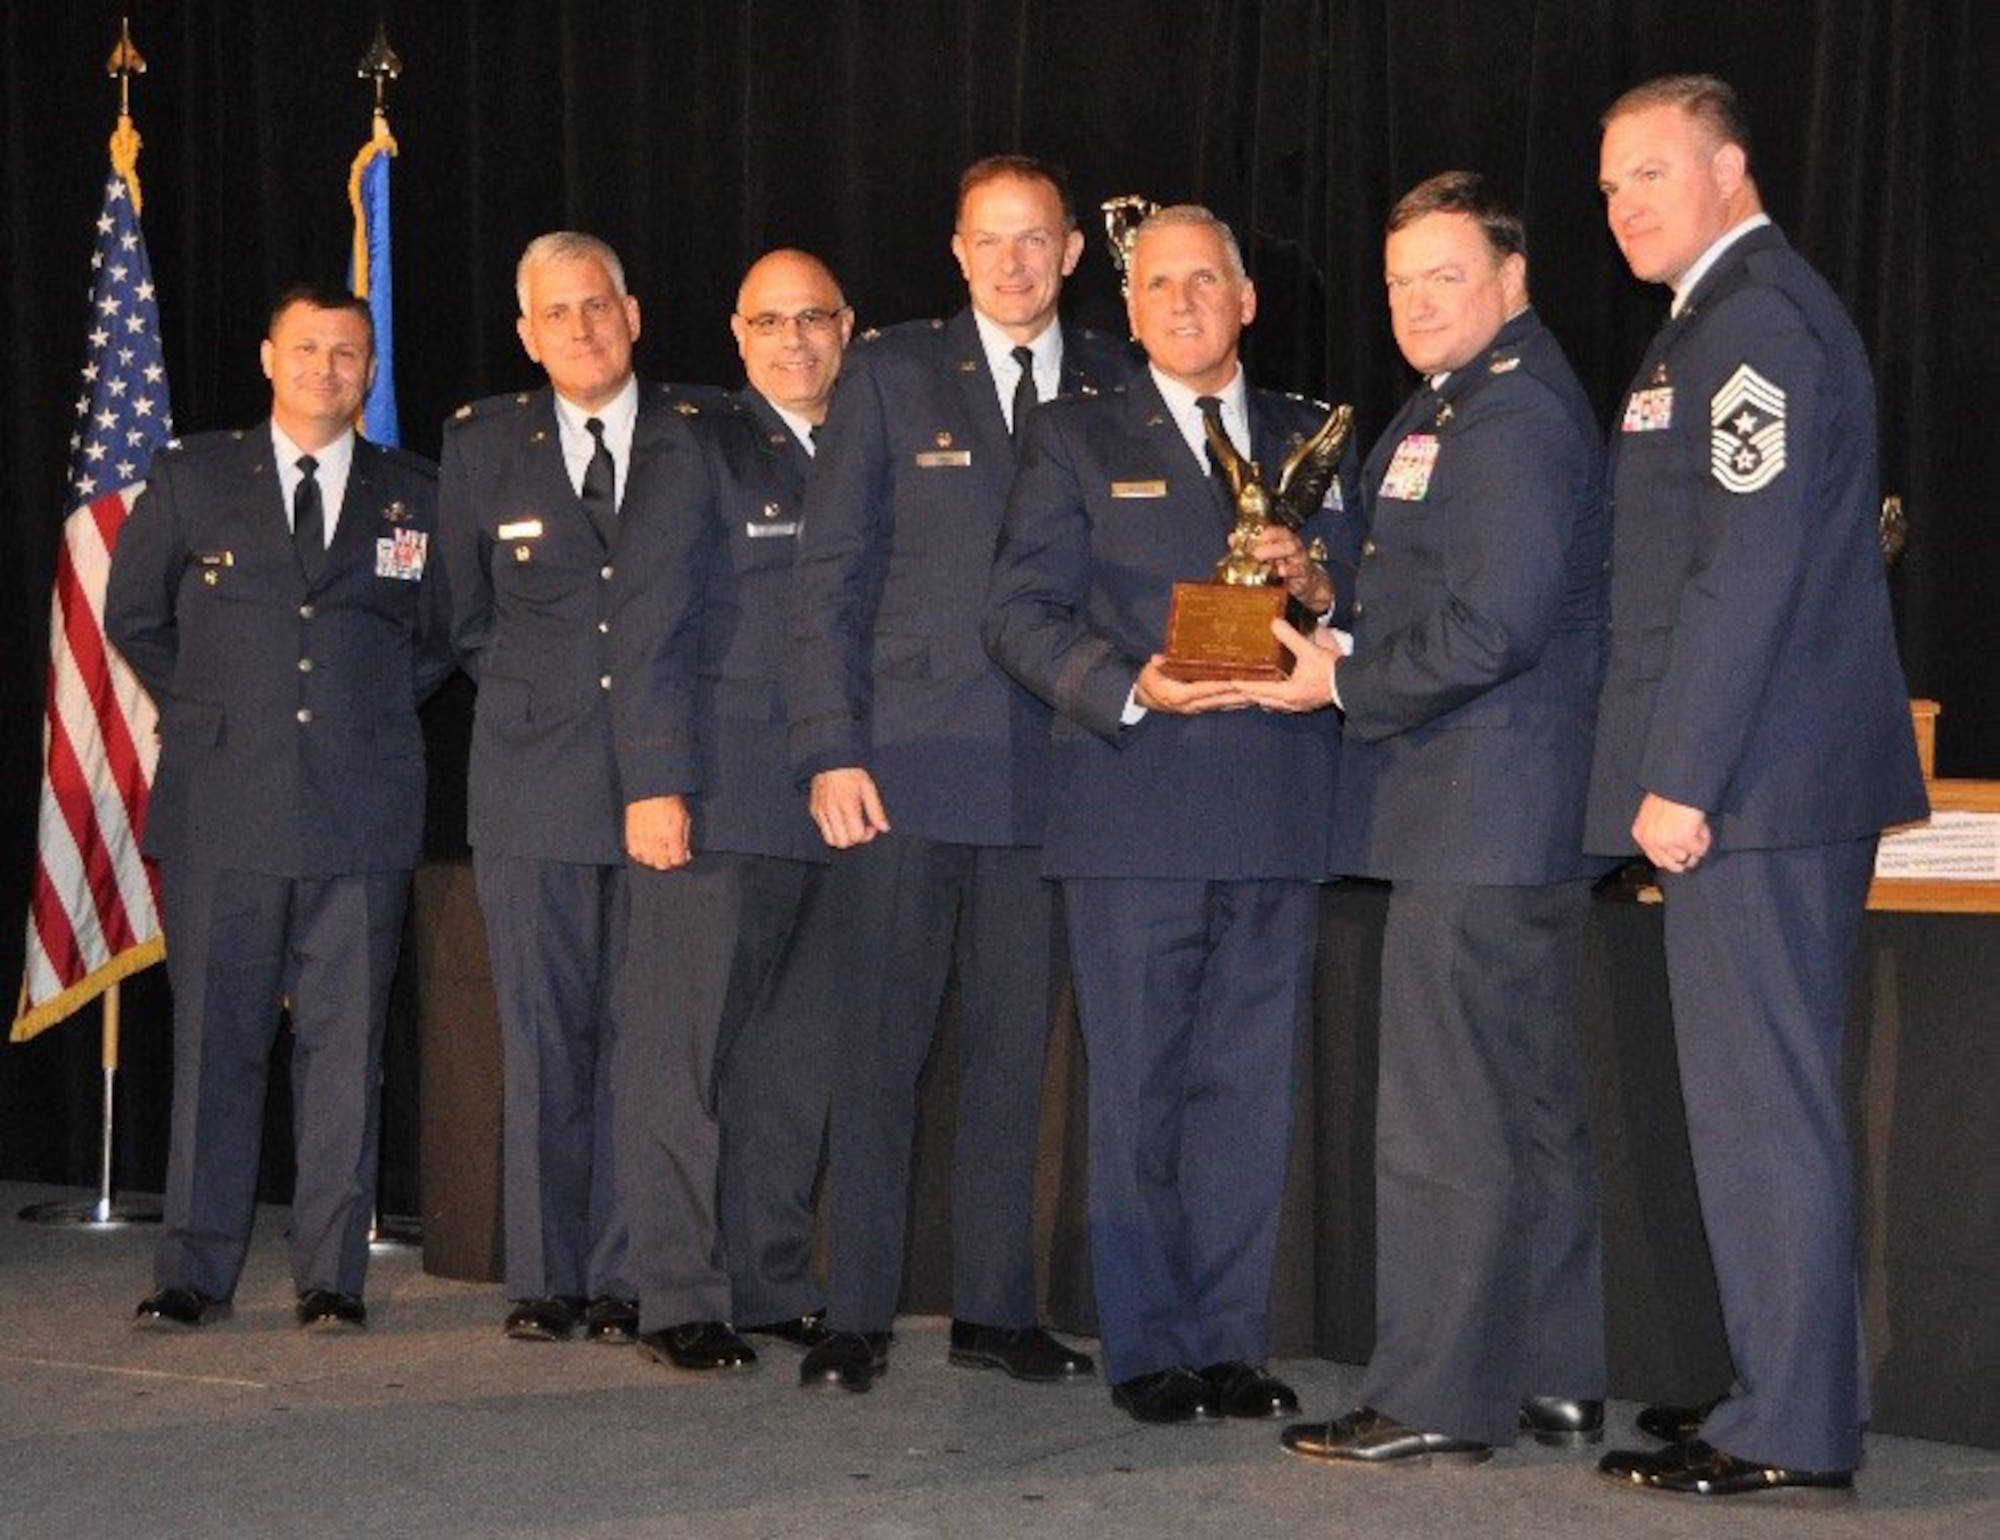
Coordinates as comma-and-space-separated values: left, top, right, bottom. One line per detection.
1161, 407, 1353, 679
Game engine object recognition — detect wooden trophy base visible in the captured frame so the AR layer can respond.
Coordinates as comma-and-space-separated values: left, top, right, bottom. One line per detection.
1161, 581, 1291, 681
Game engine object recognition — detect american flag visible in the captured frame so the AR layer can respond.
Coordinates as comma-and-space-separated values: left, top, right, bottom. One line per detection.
12, 168, 174, 1041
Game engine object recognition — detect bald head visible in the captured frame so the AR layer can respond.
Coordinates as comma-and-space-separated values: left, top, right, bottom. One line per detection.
731, 249, 853, 423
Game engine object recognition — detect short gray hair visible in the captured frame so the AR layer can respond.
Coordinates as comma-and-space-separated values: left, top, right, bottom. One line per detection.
1134, 204, 1247, 281
515, 231, 628, 315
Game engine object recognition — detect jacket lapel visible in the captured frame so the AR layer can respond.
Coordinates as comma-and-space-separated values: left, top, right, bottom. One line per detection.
738, 388, 813, 476
238, 426, 310, 591
516, 389, 604, 555
946, 309, 1018, 488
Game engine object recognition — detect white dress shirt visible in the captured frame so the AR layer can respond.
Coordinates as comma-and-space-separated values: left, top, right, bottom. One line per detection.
972, 309, 1065, 433
273, 422, 355, 546
553, 375, 640, 509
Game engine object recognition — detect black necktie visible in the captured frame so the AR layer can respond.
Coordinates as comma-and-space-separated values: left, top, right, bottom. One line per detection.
1196, 395, 1229, 484
293, 454, 325, 582
1010, 345, 1038, 445
581, 416, 616, 542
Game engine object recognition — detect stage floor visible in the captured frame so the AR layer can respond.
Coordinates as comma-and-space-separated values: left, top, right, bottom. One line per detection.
1, 1183, 1993, 1539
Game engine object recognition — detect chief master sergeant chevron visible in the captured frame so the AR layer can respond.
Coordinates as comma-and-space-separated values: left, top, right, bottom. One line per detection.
1585, 75, 1926, 1501
107, 282, 454, 1333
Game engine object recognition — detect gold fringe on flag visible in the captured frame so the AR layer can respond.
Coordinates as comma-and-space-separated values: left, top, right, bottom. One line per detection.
348, 112, 399, 299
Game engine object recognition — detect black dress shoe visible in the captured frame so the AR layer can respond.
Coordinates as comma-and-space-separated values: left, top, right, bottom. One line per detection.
295, 1289, 367, 1331
634, 1320, 757, 1371
1199, 1361, 1299, 1419
584, 1295, 639, 1344
1111, 1368, 1220, 1425
800, 1330, 891, 1392
1599, 1439, 1853, 1500
503, 1295, 589, 1342
1281, 1406, 1493, 1466
134, 1286, 229, 1330
739, 1310, 829, 1350
948, 1320, 1095, 1383
1635, 1395, 1724, 1443
1519, 1395, 1604, 1447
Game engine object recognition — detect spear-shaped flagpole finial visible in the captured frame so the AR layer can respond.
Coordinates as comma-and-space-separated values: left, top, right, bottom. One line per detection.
358, 21, 403, 118
105, 16, 147, 118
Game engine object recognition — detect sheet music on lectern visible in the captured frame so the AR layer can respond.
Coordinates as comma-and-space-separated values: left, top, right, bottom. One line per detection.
1874, 811, 2000, 880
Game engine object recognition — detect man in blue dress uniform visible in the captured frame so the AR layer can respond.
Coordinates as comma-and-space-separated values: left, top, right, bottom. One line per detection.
1257, 173, 1612, 1466
612, 249, 853, 1370
1585, 76, 1926, 1500
985, 205, 1358, 1424
441, 233, 721, 1354
786, 156, 1126, 1394
110, 283, 454, 1332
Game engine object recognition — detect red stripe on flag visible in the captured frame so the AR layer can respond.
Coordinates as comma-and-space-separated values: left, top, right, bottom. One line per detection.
43, 654, 138, 958
45, 533, 142, 958
66, 495, 151, 830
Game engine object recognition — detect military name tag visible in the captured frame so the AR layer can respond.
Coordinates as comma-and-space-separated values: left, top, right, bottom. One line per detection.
1622, 387, 1674, 433
1378, 434, 1439, 501
745, 521, 799, 538
377, 529, 429, 580
1110, 480, 1168, 498
914, 450, 972, 468
497, 518, 544, 540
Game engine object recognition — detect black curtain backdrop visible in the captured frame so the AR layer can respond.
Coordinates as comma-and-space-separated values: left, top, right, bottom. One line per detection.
2, 1, 1993, 1182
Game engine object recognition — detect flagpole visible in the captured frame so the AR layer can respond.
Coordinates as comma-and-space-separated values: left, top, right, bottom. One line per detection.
16, 16, 166, 1230
354, 20, 420, 1249
18, 984, 161, 1226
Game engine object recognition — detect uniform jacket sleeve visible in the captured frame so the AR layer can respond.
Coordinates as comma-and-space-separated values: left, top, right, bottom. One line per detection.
611, 421, 712, 802
1640, 288, 1825, 812
437, 420, 494, 685
982, 406, 1143, 744
783, 348, 892, 778
104, 454, 187, 700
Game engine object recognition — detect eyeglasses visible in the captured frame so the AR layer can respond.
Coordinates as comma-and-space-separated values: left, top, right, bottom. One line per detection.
737, 306, 849, 337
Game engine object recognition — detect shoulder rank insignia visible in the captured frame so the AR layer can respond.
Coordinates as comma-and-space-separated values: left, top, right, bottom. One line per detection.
453, 402, 474, 421
861, 327, 882, 341
1709, 364, 1786, 494
1489, 354, 1521, 374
